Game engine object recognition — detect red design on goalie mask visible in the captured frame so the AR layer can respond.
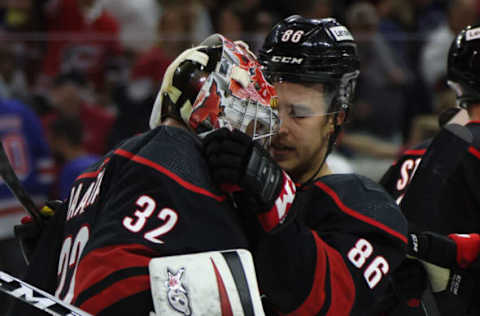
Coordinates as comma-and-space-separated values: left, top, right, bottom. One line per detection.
190, 79, 222, 130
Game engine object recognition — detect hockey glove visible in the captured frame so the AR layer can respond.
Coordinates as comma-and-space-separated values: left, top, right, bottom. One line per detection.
391, 258, 428, 306
14, 200, 66, 265
203, 128, 296, 232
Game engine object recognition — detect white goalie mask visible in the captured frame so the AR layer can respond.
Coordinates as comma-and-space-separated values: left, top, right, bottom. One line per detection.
149, 34, 279, 145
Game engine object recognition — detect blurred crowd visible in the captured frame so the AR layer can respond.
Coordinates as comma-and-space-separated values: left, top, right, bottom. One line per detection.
0, 0, 478, 313
0, 0, 478, 187
0, 0, 473, 204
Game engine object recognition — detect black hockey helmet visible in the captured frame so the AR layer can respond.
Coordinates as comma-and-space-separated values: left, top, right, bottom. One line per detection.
258, 15, 360, 115
447, 24, 480, 108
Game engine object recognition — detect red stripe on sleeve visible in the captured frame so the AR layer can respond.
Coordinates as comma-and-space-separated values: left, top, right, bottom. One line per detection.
79, 275, 151, 315
323, 235, 355, 316
402, 149, 426, 156
468, 146, 480, 160
283, 231, 327, 316
285, 232, 355, 316
75, 158, 110, 180
73, 244, 159, 304
315, 182, 408, 244
114, 148, 226, 202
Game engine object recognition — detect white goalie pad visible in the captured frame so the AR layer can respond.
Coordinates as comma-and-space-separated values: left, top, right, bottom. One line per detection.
149, 249, 265, 316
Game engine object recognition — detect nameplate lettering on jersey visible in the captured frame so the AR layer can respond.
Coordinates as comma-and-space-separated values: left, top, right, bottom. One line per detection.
67, 169, 106, 221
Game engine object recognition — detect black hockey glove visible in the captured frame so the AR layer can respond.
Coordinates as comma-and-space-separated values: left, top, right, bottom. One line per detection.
203, 128, 296, 232
14, 200, 66, 265
391, 258, 428, 305
408, 231, 458, 268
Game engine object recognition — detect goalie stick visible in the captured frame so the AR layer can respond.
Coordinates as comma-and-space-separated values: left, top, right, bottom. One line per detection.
0, 141, 44, 226
400, 123, 473, 232
0, 270, 92, 316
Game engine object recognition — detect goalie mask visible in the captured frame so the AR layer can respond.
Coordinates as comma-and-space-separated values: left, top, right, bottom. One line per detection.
149, 34, 279, 145
447, 24, 480, 108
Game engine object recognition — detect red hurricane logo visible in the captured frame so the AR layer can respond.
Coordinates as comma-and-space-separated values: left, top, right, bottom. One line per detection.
189, 79, 222, 130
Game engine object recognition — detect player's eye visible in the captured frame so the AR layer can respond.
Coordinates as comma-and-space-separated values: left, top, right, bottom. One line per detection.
289, 105, 313, 118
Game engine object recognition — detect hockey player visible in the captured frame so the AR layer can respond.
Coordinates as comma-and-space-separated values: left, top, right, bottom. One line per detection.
10, 34, 279, 315
381, 23, 480, 235
203, 16, 408, 315
380, 24, 480, 315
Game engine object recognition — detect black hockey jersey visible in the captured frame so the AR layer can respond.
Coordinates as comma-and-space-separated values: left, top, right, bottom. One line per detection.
255, 173, 408, 316
50, 126, 248, 315
380, 121, 480, 234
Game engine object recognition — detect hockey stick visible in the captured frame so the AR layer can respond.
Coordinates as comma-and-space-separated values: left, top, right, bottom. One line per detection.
0, 270, 92, 316
400, 123, 473, 232
0, 141, 44, 226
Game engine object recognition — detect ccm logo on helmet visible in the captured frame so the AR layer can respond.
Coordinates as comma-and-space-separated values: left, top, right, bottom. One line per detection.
271, 56, 303, 64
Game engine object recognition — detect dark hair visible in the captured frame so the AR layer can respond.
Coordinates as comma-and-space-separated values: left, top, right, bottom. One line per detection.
50, 116, 84, 146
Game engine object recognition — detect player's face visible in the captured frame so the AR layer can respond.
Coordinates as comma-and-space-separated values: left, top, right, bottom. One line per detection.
270, 82, 333, 183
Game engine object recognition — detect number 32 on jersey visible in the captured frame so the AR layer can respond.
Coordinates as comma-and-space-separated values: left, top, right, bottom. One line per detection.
122, 195, 178, 244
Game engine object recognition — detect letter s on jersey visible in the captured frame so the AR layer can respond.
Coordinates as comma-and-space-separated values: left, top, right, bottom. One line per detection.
122, 195, 178, 244
395, 157, 422, 204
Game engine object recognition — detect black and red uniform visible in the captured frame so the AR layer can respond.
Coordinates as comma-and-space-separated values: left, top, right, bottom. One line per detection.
12, 126, 249, 316
380, 121, 480, 234
255, 174, 408, 315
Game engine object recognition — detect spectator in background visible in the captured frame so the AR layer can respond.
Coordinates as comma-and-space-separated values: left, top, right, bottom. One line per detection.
0, 41, 29, 102
295, 0, 332, 19
376, 0, 442, 143
44, 71, 115, 155
109, 0, 213, 148
0, 0, 50, 102
421, 0, 477, 91
0, 97, 53, 315
39, 0, 123, 94
48, 116, 99, 200
346, 1, 409, 141
214, 4, 245, 42
102, 0, 161, 55
156, 0, 212, 59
